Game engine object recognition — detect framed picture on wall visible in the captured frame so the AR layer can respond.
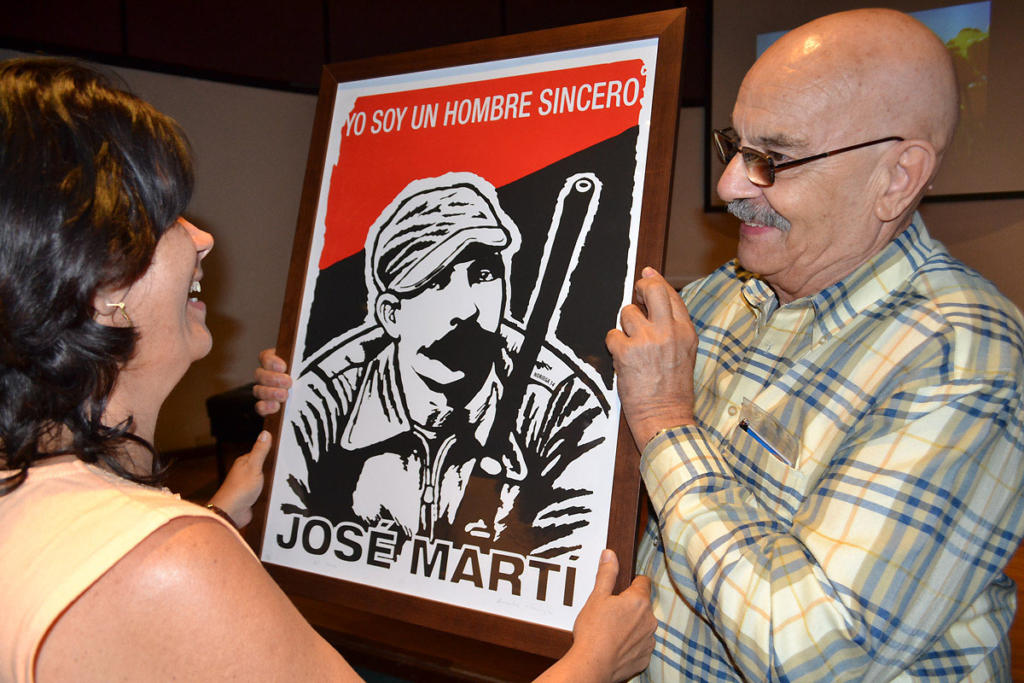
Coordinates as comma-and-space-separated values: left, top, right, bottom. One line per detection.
707, 0, 1024, 210
254, 9, 686, 659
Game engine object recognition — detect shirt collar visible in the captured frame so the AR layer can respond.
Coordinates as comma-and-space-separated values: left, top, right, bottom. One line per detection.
739, 213, 935, 344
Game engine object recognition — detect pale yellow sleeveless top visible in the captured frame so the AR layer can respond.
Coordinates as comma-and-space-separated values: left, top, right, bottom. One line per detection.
0, 459, 241, 682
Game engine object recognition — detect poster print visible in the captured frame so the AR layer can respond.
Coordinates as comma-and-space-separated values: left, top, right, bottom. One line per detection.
258, 13, 683, 650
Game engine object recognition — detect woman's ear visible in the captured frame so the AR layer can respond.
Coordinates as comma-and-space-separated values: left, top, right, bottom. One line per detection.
93, 286, 133, 327
874, 140, 937, 223
375, 293, 401, 339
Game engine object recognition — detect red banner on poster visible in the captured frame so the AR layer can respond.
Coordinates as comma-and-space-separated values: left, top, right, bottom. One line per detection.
321, 59, 647, 269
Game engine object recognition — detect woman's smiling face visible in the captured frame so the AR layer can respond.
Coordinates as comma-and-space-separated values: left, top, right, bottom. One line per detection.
118, 217, 215, 379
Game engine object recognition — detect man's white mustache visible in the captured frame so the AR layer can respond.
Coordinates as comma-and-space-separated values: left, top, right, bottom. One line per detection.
727, 199, 791, 231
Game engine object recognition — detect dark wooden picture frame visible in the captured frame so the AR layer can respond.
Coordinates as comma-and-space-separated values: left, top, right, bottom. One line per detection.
253, 9, 685, 663
706, 0, 1024, 211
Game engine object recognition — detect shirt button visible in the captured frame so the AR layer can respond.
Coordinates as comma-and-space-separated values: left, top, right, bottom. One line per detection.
727, 405, 738, 416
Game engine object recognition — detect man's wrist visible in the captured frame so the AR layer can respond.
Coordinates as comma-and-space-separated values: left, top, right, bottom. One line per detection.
628, 411, 695, 451
644, 425, 682, 450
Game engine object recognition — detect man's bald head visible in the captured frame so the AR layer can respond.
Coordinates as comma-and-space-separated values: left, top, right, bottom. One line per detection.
719, 9, 961, 302
743, 8, 958, 164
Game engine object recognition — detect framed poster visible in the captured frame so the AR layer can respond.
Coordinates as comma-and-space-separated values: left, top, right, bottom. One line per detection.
255, 9, 685, 658
707, 0, 1024, 209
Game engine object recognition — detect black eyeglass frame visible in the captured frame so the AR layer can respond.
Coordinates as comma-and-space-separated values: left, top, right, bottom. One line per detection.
712, 127, 905, 187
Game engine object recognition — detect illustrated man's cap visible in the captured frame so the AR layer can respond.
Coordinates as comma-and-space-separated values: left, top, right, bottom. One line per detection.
371, 182, 511, 295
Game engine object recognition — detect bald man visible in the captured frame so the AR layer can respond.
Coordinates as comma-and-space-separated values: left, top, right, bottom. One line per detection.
607, 9, 1024, 681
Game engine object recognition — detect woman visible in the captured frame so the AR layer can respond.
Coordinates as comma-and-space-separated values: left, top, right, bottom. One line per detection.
0, 58, 655, 682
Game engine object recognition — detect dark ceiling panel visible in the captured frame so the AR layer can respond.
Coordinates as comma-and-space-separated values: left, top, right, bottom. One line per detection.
125, 0, 325, 87
328, 0, 503, 63
0, 0, 122, 54
504, 0, 681, 33
0, 0, 708, 104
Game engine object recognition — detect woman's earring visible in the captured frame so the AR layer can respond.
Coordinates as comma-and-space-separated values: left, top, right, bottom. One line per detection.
105, 301, 132, 325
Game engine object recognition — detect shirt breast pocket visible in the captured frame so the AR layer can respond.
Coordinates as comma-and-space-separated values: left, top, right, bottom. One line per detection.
730, 403, 809, 524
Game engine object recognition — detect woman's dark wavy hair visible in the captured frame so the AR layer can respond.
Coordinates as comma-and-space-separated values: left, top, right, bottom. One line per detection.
0, 57, 194, 495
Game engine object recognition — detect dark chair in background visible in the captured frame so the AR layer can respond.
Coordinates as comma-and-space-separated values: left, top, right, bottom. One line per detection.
205, 382, 264, 482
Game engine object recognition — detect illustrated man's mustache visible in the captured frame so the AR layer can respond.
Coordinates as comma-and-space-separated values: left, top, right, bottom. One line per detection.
420, 316, 502, 369
727, 199, 791, 232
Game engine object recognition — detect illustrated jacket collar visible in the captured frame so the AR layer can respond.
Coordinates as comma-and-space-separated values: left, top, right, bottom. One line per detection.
338, 340, 507, 451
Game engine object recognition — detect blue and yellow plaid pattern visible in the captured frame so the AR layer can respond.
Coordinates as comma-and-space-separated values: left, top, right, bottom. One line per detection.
637, 217, 1024, 681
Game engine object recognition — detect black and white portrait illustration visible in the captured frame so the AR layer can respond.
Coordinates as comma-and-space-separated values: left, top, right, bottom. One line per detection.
284, 172, 611, 561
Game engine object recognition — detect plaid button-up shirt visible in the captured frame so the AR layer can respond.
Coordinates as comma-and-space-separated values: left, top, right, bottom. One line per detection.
637, 216, 1024, 681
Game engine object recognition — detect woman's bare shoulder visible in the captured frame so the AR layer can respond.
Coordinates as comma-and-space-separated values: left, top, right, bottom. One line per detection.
36, 515, 361, 682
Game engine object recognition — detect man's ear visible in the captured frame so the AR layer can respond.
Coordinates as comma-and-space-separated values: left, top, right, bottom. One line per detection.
874, 140, 937, 223
376, 293, 401, 338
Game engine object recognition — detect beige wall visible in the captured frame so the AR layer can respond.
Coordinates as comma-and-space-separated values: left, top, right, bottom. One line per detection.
131, 75, 316, 451
3, 49, 1020, 451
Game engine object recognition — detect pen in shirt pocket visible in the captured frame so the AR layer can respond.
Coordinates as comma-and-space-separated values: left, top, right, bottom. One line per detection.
739, 418, 784, 458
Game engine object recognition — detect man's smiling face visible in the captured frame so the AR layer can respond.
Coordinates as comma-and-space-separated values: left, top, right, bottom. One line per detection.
716, 29, 906, 303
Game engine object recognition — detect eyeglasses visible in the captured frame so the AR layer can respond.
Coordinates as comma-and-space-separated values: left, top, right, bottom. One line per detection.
712, 127, 904, 187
